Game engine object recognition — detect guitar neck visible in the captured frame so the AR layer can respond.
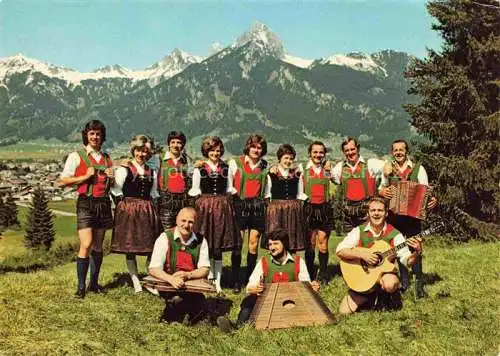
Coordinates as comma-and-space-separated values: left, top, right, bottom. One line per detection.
381, 227, 436, 258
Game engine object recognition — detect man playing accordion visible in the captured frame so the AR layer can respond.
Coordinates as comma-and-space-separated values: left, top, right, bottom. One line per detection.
378, 139, 437, 298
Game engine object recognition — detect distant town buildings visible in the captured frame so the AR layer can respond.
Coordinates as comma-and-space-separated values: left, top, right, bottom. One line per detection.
0, 160, 76, 202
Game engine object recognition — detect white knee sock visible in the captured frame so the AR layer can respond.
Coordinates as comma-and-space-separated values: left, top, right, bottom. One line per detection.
214, 260, 222, 293
126, 256, 142, 293
208, 259, 215, 280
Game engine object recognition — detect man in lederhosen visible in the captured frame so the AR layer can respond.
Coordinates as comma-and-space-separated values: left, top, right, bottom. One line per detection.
378, 139, 437, 297
157, 131, 190, 230
59, 120, 114, 298
332, 137, 383, 233
228, 134, 268, 293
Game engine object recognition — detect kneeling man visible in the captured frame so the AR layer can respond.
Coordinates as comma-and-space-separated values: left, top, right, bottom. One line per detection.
336, 198, 422, 315
148, 207, 210, 324
217, 228, 320, 332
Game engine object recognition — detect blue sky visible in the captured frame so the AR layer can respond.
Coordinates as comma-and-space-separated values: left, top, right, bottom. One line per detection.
0, 0, 442, 71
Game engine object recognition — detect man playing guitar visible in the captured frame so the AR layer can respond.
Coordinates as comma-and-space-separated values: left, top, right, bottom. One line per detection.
378, 139, 437, 297
336, 197, 422, 315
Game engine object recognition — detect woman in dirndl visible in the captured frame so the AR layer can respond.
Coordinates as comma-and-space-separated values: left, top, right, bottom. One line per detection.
265, 144, 308, 252
111, 134, 162, 293
188, 136, 240, 293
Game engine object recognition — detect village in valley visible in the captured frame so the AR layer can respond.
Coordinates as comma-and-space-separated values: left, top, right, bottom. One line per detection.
0, 160, 73, 202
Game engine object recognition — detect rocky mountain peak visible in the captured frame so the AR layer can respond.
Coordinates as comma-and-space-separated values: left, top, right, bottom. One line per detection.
235, 21, 285, 58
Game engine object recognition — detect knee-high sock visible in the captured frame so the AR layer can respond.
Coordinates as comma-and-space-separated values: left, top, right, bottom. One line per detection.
412, 254, 423, 281
214, 260, 222, 293
76, 257, 89, 290
231, 252, 241, 282
398, 259, 409, 291
145, 254, 152, 271
126, 255, 142, 292
318, 251, 329, 274
208, 259, 215, 280
305, 248, 315, 279
89, 250, 103, 288
246, 252, 258, 282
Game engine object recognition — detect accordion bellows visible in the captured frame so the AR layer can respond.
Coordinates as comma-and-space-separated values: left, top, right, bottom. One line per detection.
389, 181, 432, 220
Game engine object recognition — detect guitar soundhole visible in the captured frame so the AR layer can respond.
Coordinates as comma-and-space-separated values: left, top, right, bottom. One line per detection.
282, 300, 296, 309
375, 252, 384, 266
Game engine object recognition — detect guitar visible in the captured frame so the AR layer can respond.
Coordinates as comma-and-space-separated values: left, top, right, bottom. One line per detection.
340, 223, 444, 293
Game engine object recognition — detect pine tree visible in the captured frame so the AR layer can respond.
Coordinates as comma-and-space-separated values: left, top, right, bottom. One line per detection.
4, 192, 20, 228
404, 0, 500, 240
24, 187, 55, 250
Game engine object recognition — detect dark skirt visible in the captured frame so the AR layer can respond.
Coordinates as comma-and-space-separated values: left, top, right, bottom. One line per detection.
194, 194, 241, 255
305, 202, 334, 233
111, 197, 162, 255
265, 199, 306, 251
158, 191, 188, 229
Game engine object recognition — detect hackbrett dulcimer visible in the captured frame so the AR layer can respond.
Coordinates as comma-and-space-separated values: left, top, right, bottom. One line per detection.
143, 275, 216, 293
389, 181, 433, 220
340, 224, 444, 293
249, 281, 336, 330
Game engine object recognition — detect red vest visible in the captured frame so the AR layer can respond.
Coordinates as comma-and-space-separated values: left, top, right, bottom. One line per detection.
158, 158, 187, 193
233, 156, 267, 199
163, 229, 201, 274
388, 162, 420, 185
261, 255, 301, 283
75, 150, 112, 198
341, 161, 375, 201
357, 223, 399, 248
303, 166, 330, 204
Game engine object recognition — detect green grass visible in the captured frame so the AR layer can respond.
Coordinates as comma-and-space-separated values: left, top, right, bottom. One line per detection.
0, 142, 78, 161
0, 234, 498, 355
0, 207, 77, 261
48, 200, 77, 214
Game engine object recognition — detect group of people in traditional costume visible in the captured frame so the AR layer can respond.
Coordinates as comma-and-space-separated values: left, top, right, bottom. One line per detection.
59, 120, 437, 327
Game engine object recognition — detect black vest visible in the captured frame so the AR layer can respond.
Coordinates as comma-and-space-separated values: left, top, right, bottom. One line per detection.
269, 171, 300, 200
122, 166, 154, 199
199, 163, 229, 195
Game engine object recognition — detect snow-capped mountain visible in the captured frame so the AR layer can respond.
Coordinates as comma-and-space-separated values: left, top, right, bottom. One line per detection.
131, 48, 205, 85
316, 52, 388, 76
0, 22, 415, 153
0, 48, 205, 86
234, 22, 286, 58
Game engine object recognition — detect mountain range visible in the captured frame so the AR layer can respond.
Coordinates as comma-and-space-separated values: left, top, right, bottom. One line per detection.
0, 22, 418, 155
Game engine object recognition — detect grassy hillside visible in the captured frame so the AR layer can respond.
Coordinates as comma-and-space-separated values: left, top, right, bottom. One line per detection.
0, 235, 498, 355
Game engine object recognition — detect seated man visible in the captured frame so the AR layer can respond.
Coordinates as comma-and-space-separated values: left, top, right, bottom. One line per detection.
148, 207, 210, 324
336, 197, 422, 315
217, 228, 320, 332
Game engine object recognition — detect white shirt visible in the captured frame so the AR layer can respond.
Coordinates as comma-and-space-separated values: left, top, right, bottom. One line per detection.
379, 158, 429, 189
332, 156, 383, 185
60, 145, 106, 178
188, 160, 233, 196
149, 228, 210, 270
111, 160, 159, 199
227, 156, 267, 196
305, 160, 325, 176
162, 151, 186, 166
336, 223, 412, 267
246, 252, 311, 293
264, 165, 308, 200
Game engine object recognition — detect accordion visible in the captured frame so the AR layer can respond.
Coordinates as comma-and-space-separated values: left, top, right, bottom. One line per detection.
389, 181, 432, 220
